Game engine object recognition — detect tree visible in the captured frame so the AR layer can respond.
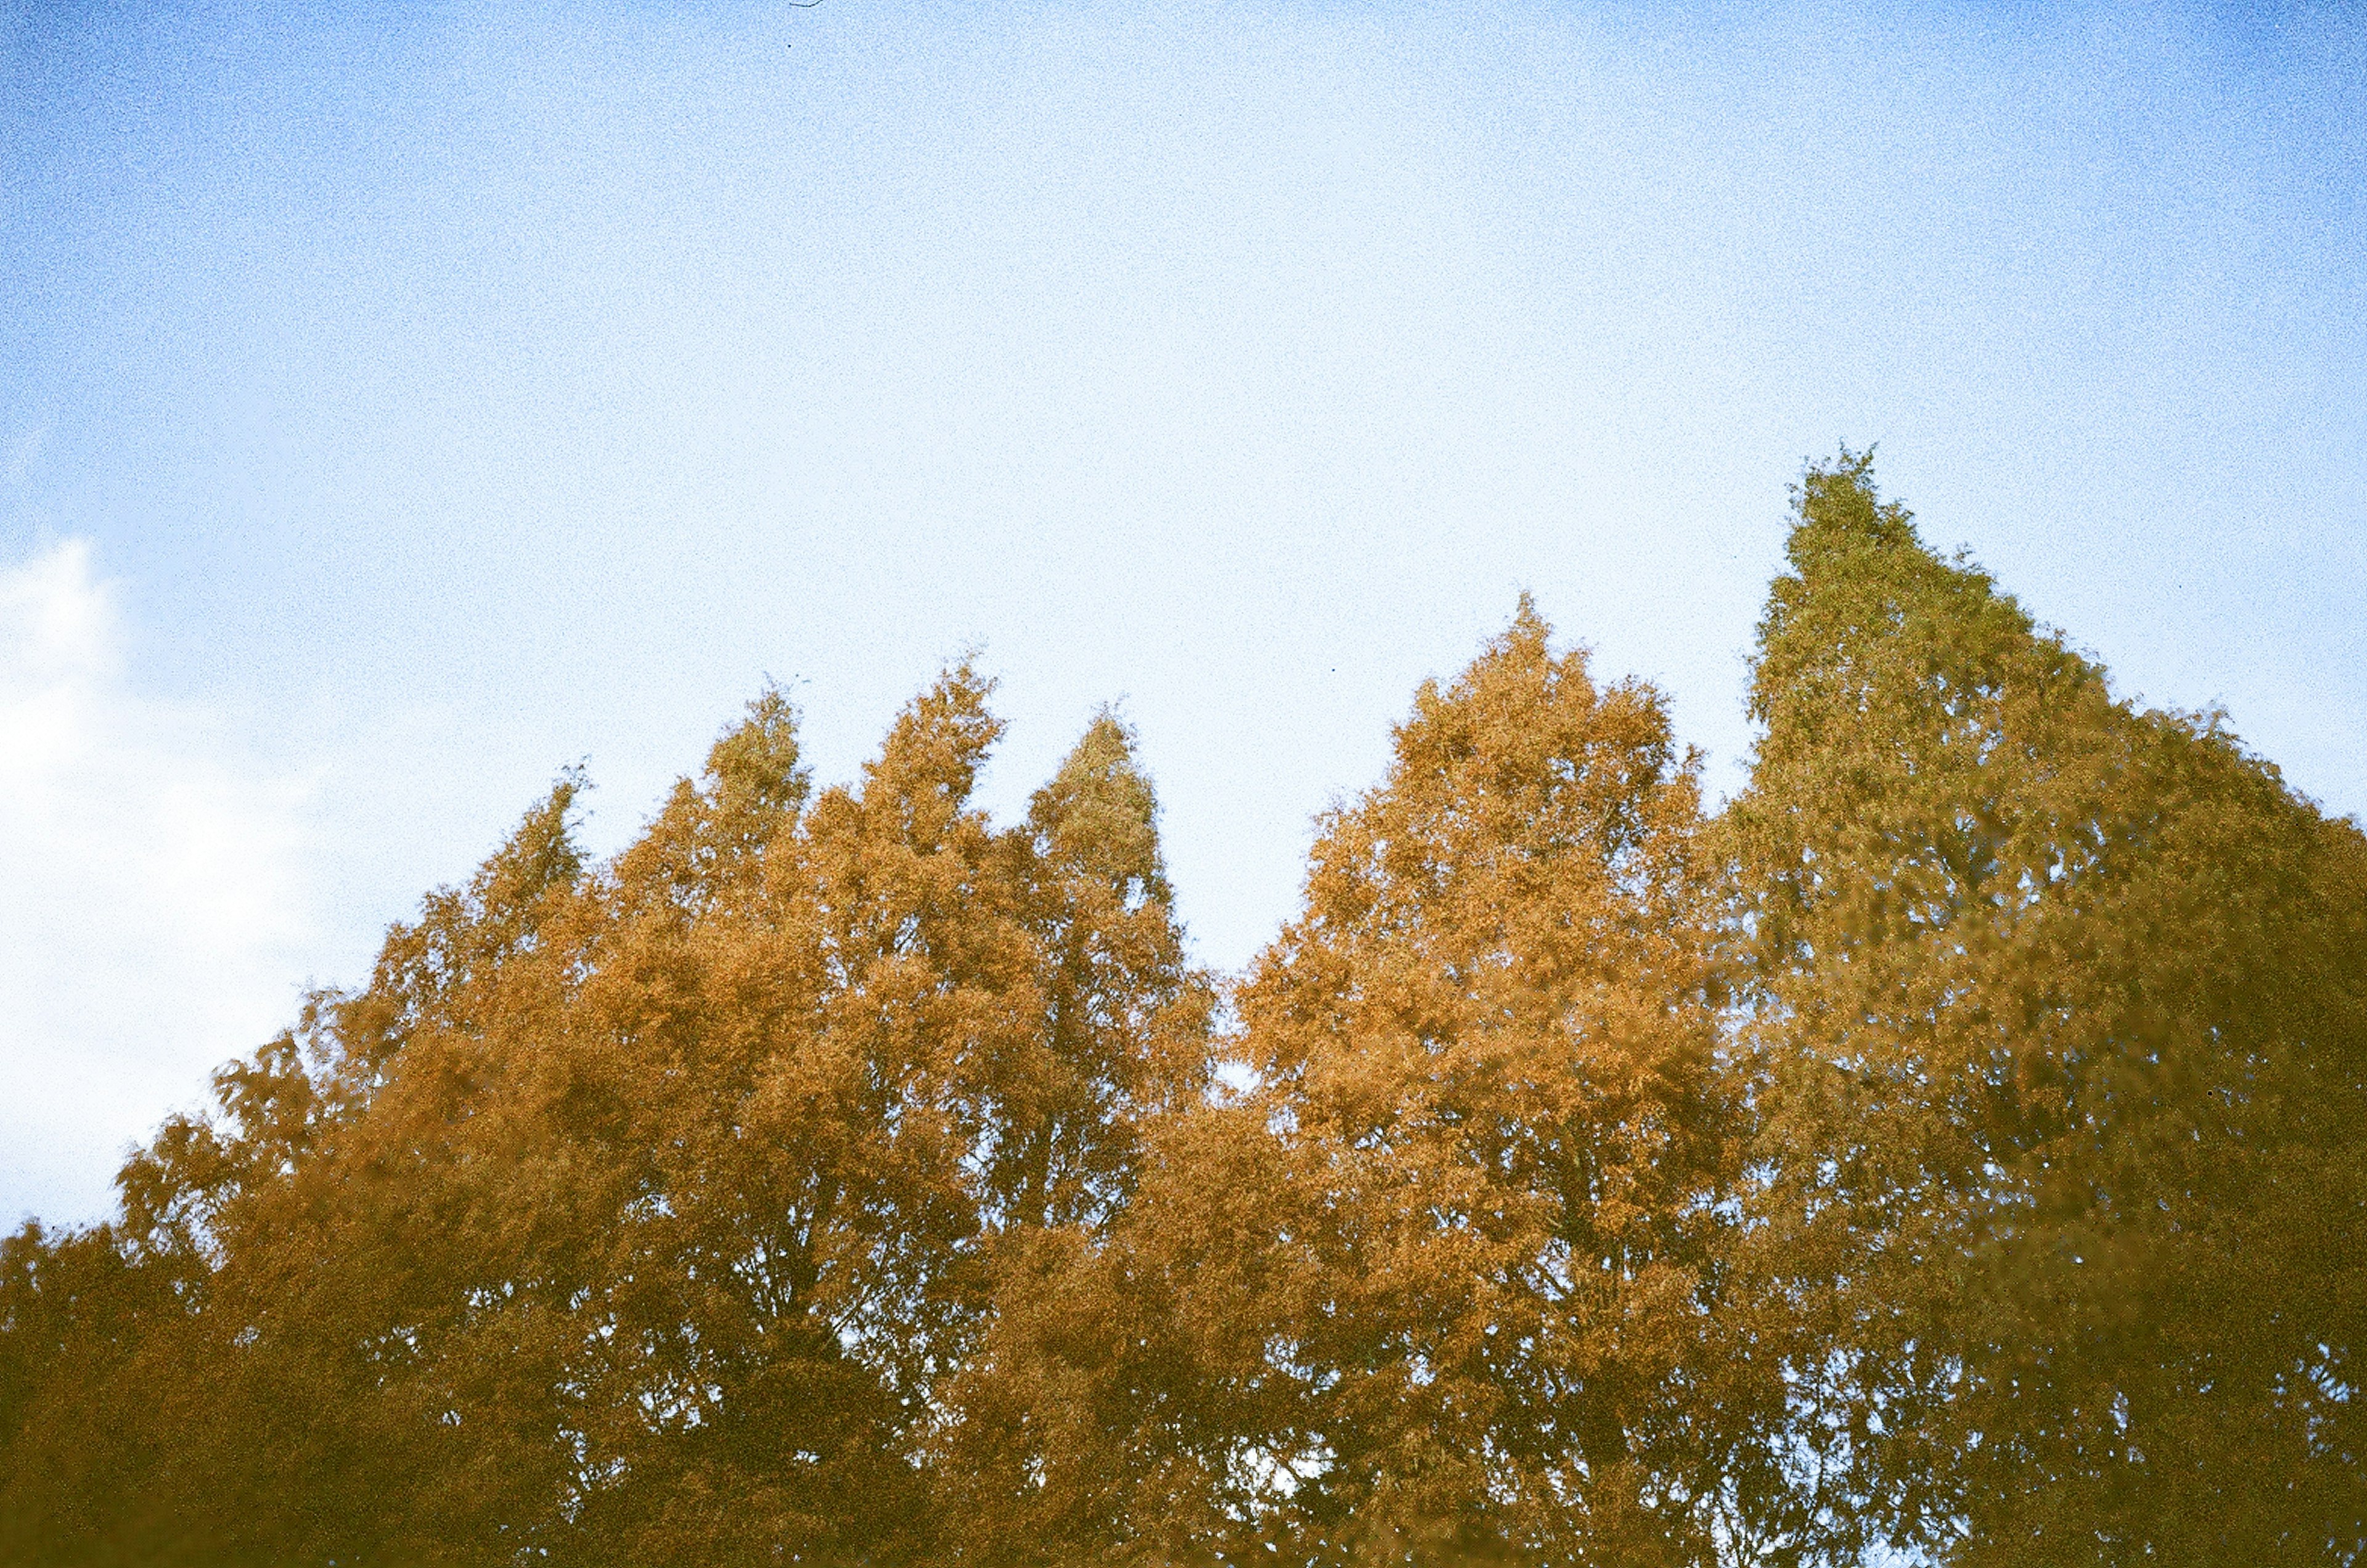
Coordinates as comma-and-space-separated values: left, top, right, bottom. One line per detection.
0, 674, 1219, 1567
1728, 452, 2367, 1564
1203, 602, 1743, 1564
927, 712, 1216, 1567
5, 459, 2357, 1567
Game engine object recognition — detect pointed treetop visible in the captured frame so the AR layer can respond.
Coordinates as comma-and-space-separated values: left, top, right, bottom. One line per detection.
703, 679, 810, 822
472, 767, 589, 922
854, 660, 1007, 851
1785, 446, 1923, 564
1030, 708, 1167, 903
1752, 447, 2051, 732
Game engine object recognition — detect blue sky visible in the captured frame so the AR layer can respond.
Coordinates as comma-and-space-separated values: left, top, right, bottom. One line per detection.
4, 0, 2361, 1226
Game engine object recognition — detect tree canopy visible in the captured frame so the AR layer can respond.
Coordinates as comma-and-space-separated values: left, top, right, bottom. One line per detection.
4, 458, 2360, 1566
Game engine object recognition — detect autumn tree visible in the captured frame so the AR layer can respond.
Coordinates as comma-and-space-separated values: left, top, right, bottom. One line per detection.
927, 713, 1217, 1566
0, 770, 601, 1565
0, 674, 1211, 1567
0, 1217, 186, 1561
1183, 602, 1746, 1565
311, 673, 1207, 1565
4, 460, 2358, 1567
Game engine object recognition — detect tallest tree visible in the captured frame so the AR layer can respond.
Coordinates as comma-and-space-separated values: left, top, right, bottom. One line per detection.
1730, 454, 2367, 1564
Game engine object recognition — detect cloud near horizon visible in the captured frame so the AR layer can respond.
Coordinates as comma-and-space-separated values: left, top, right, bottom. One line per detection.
1, 539, 319, 1229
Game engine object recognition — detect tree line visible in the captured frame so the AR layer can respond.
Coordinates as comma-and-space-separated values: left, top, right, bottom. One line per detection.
4, 455, 2361, 1566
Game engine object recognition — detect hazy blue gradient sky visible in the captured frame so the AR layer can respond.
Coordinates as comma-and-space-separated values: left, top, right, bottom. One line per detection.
4, 0, 2362, 1225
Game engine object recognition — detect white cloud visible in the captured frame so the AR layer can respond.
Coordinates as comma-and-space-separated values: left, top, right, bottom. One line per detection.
1, 539, 317, 1229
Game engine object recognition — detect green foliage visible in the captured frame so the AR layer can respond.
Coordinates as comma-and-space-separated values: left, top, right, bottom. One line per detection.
1729, 452, 2367, 1565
